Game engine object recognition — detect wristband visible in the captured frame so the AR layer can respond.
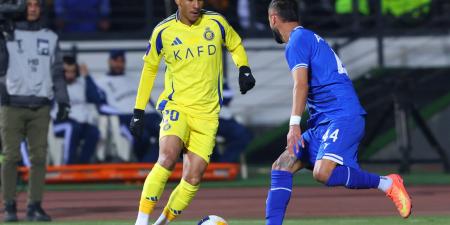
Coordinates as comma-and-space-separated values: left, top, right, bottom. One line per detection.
289, 115, 301, 126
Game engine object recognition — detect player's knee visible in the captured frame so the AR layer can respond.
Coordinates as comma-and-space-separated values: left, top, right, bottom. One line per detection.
313, 169, 331, 184
158, 143, 182, 170
183, 175, 202, 186
157, 154, 177, 170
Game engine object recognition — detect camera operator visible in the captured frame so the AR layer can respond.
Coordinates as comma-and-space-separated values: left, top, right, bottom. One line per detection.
0, 0, 69, 222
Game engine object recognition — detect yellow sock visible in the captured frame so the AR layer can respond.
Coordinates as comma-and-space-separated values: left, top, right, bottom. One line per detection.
138, 163, 172, 214
162, 179, 199, 222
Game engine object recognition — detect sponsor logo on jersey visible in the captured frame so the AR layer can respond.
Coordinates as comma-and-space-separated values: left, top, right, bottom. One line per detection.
173, 44, 217, 61
171, 37, 183, 46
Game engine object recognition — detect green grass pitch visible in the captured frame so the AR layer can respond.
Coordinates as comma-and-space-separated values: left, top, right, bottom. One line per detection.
14, 216, 450, 225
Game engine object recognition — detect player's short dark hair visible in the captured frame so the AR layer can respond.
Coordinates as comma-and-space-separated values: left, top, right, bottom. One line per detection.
109, 49, 125, 60
269, 0, 299, 22
63, 55, 76, 65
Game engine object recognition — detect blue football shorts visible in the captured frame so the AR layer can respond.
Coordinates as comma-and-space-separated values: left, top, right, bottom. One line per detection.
296, 115, 365, 169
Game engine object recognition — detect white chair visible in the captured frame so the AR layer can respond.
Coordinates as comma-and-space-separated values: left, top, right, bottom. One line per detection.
97, 115, 133, 162
215, 135, 248, 180
47, 122, 64, 166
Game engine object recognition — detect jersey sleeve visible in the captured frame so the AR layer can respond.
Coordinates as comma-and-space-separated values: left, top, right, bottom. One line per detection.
285, 32, 313, 73
142, 27, 165, 70
135, 27, 165, 110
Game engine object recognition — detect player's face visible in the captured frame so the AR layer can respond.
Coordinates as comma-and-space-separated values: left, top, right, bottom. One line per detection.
268, 9, 284, 44
27, 0, 41, 22
109, 57, 125, 75
64, 63, 77, 83
176, 0, 204, 25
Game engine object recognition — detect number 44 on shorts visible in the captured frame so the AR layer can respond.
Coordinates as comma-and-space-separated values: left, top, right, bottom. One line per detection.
322, 129, 339, 142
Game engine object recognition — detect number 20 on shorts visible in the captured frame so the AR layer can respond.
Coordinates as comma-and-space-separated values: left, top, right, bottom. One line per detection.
164, 110, 180, 121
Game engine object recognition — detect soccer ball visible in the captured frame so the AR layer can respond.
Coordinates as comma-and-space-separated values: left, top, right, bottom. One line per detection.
197, 215, 228, 225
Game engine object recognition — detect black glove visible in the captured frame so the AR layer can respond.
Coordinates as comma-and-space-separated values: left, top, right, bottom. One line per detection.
56, 103, 70, 121
129, 109, 145, 138
238, 66, 255, 94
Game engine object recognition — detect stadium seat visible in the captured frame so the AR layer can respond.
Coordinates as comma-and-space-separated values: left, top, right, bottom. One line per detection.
97, 115, 133, 162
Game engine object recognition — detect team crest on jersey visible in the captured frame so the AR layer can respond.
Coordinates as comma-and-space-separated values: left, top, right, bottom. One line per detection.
163, 123, 171, 131
203, 27, 215, 41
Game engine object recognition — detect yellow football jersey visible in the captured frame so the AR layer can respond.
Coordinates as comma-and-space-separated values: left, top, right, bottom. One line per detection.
135, 10, 248, 119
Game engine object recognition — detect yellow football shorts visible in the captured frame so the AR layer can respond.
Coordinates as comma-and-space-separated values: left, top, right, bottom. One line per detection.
159, 107, 219, 163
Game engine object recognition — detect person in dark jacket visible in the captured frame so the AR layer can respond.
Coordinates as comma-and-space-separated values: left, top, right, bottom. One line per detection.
0, 0, 70, 222
54, 0, 111, 32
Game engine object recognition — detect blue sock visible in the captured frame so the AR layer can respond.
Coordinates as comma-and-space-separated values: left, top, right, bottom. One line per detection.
326, 166, 380, 189
266, 170, 293, 225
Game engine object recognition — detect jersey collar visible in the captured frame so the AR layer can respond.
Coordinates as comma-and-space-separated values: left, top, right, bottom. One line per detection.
175, 10, 203, 27
288, 26, 303, 43
293, 26, 303, 31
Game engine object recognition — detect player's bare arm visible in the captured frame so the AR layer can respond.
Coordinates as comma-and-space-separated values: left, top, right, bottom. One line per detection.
287, 67, 308, 155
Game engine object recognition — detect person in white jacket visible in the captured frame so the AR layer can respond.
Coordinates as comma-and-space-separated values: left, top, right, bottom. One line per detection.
95, 50, 160, 162
52, 56, 105, 164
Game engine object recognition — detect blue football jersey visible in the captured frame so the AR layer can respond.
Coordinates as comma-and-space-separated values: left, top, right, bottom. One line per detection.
285, 26, 366, 126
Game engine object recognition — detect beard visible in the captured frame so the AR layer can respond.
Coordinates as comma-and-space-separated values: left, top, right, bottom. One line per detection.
271, 27, 284, 44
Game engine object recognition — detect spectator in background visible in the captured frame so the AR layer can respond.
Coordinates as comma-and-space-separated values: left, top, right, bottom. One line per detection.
214, 82, 253, 163
382, 0, 430, 21
52, 56, 105, 164
237, 0, 270, 32
108, 0, 146, 31
334, 0, 372, 30
0, 0, 70, 222
335, 0, 430, 19
335, 0, 370, 15
54, 0, 111, 32
95, 50, 160, 162
205, 0, 229, 14
205, 0, 241, 31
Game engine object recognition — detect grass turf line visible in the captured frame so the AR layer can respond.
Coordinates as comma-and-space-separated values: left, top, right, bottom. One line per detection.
11, 216, 450, 225
42, 171, 450, 192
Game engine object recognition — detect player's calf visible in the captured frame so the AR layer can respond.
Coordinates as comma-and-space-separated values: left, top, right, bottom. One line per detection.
266, 150, 303, 225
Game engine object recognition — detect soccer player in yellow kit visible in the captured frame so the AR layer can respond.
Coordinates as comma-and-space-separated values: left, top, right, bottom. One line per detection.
129, 1, 255, 225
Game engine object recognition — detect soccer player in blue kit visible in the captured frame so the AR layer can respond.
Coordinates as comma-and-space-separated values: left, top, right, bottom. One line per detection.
265, 1, 412, 224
